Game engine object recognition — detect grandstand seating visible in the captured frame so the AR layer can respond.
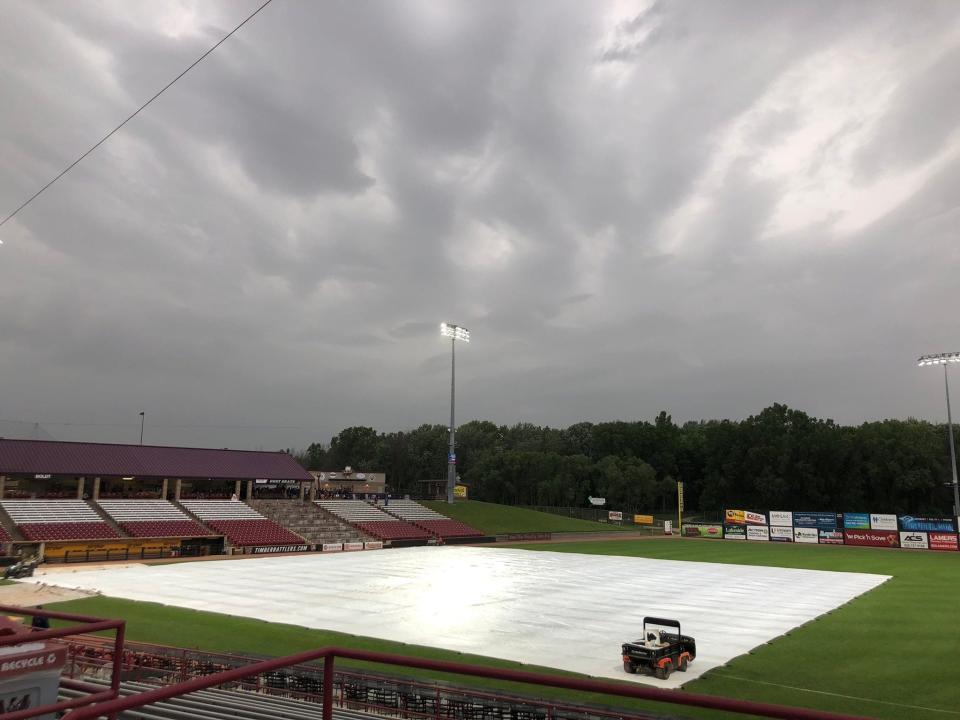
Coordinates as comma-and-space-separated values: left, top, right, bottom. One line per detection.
375, 499, 484, 539
0, 500, 120, 541
0, 525, 11, 542
181, 501, 305, 546
316, 500, 431, 541
98, 500, 213, 538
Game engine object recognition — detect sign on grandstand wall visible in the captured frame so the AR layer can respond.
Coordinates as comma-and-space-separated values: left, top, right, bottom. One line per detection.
343, 542, 364, 551
745, 511, 767, 525
768, 510, 792, 527
869, 514, 897, 531
793, 511, 837, 530
322, 543, 343, 552
769, 525, 793, 542
793, 527, 818, 544
843, 513, 870, 529
682, 523, 723, 538
818, 530, 844, 545
251, 545, 309, 554
724, 509, 746, 525
898, 532, 929, 550
898, 516, 956, 532
723, 524, 746, 540
928, 533, 959, 551
843, 530, 898, 548
363, 541, 383, 550
746, 526, 769, 541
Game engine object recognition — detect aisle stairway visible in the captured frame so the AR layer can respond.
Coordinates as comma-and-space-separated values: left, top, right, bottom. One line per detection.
246, 499, 373, 546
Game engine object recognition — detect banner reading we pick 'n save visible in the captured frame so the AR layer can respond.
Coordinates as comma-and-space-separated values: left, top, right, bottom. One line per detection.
725, 509, 766, 525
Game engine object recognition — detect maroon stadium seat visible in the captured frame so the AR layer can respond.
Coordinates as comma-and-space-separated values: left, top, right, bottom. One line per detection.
19, 522, 120, 541
414, 519, 483, 539
205, 519, 304, 547
121, 520, 214, 538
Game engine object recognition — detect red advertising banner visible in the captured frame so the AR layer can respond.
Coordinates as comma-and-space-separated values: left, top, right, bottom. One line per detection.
928, 532, 959, 551
843, 529, 899, 548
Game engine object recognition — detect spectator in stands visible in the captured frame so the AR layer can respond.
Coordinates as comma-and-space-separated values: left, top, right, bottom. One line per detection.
230, 493, 239, 502
31, 606, 50, 631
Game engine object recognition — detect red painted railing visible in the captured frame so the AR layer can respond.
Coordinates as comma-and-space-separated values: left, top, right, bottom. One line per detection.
0, 604, 124, 720
59, 645, 875, 720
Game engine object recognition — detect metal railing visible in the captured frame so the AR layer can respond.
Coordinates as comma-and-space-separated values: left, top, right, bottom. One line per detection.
59, 643, 875, 720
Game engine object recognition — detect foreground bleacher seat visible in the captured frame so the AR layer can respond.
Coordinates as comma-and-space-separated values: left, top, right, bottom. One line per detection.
316, 500, 430, 541
0, 500, 120, 541
181, 501, 304, 546
374, 499, 484, 539
98, 500, 213, 538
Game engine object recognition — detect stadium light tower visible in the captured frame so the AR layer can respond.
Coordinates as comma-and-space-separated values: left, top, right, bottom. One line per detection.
441, 323, 469, 504
918, 352, 960, 516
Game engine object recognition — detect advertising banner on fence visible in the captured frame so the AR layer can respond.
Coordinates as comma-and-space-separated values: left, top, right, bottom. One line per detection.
724, 509, 746, 525
870, 513, 897, 530
898, 516, 956, 532
634, 514, 654, 524
794, 527, 819, 544
843, 513, 870, 529
747, 525, 770, 541
898, 532, 929, 549
683, 523, 723, 538
768, 510, 793, 527
769, 525, 793, 541
928, 533, 959, 551
608, 511, 623, 522
819, 529, 844, 545
745, 511, 767, 525
843, 530, 899, 548
793, 511, 838, 530
724, 524, 746, 540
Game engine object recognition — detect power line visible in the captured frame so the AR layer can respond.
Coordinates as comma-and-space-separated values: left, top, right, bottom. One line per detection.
0, 0, 275, 230
0, 418, 304, 430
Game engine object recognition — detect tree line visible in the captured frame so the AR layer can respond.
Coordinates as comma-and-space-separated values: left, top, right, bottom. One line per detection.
292, 404, 959, 516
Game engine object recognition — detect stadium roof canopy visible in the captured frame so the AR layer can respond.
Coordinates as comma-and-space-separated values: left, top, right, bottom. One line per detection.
0, 439, 313, 481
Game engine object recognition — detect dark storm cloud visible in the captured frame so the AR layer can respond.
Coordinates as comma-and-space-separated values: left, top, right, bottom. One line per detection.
1, 0, 958, 450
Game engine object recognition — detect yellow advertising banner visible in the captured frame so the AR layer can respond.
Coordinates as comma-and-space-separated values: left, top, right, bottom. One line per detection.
453, 484, 468, 499
724, 509, 746, 525
633, 514, 654, 524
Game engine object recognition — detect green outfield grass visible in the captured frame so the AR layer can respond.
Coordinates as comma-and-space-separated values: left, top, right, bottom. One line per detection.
506, 538, 960, 719
42, 538, 960, 719
422, 499, 635, 534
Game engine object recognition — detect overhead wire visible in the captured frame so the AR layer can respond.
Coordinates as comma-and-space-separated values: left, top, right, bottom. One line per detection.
0, 0, 276, 230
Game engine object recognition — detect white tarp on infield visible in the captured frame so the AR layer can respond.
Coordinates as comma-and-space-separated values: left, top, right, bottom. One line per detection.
30, 546, 888, 687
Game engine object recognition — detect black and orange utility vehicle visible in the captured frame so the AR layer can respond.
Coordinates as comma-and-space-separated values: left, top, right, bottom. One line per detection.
621, 617, 695, 679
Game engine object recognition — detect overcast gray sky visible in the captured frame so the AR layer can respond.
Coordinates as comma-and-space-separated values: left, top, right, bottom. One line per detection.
1, 0, 959, 450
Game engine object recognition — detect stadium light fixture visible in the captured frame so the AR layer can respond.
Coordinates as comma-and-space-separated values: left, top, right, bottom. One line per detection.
918, 352, 960, 516
441, 323, 470, 504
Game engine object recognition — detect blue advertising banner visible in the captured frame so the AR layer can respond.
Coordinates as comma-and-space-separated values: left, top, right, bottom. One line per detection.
843, 512, 870, 529
898, 516, 956, 532
793, 511, 838, 530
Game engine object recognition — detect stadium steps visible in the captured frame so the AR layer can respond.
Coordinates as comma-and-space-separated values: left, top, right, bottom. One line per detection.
86, 499, 130, 537
60, 677, 389, 720
247, 500, 373, 546
0, 504, 24, 541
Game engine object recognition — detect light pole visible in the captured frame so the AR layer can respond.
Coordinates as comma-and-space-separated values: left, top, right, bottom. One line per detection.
139, 411, 145, 445
918, 352, 960, 516
441, 323, 469, 504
